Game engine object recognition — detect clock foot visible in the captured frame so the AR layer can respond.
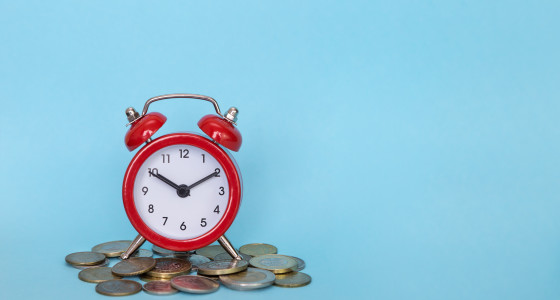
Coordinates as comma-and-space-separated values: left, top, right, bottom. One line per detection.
120, 234, 146, 260
218, 235, 242, 260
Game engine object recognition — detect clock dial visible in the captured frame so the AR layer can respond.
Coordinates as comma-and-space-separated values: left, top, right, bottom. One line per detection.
133, 144, 230, 240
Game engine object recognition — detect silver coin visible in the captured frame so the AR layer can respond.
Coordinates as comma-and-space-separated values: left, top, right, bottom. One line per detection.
188, 255, 211, 271
117, 249, 153, 260
95, 279, 142, 296
170, 275, 219, 294
73, 258, 110, 270
152, 245, 191, 257
143, 280, 178, 295
219, 267, 275, 291
289, 256, 306, 271
213, 252, 252, 262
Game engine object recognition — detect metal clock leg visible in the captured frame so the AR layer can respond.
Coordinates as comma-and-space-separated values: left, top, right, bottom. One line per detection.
218, 235, 242, 260
120, 234, 146, 260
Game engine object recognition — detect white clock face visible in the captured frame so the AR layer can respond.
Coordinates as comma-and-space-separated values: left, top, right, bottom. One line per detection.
133, 144, 230, 240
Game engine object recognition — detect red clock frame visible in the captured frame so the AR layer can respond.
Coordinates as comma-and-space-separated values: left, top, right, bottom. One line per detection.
122, 133, 242, 251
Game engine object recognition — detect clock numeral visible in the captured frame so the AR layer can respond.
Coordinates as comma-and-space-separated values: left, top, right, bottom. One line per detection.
180, 222, 187, 231
162, 154, 170, 163
162, 217, 168, 225
200, 218, 207, 227
201, 154, 205, 163
148, 168, 158, 176
214, 205, 220, 214
179, 149, 189, 158
148, 204, 154, 213
142, 187, 148, 195
219, 187, 225, 195
215, 168, 221, 177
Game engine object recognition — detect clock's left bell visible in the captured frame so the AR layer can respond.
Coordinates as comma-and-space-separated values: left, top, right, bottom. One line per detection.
124, 108, 167, 151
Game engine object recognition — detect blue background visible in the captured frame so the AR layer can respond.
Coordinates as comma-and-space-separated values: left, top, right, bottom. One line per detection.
0, 1, 559, 299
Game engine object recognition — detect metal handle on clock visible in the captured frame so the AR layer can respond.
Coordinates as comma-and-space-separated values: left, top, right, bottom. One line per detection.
142, 94, 223, 117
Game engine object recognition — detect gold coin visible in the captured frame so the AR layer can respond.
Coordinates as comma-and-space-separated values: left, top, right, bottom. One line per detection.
274, 272, 312, 288
197, 259, 248, 276
213, 252, 252, 262
65, 251, 106, 266
111, 257, 156, 276
146, 258, 191, 279
249, 254, 297, 274
195, 245, 227, 259
139, 274, 172, 282
73, 258, 110, 270
92, 240, 132, 257
239, 243, 278, 256
78, 267, 122, 283
95, 279, 142, 296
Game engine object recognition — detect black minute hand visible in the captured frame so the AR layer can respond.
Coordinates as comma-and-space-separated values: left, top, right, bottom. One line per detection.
187, 171, 219, 190
149, 171, 181, 191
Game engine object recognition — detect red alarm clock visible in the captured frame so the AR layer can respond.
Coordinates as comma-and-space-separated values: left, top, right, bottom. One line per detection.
119, 94, 243, 260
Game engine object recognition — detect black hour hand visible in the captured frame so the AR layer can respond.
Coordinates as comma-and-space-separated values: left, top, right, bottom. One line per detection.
149, 171, 190, 198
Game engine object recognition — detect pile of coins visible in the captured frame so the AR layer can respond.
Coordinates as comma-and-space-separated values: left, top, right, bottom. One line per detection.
65, 240, 311, 296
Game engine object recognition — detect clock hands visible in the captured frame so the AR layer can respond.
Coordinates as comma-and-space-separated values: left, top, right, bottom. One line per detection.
149, 170, 220, 198
186, 170, 220, 191
149, 171, 190, 198
149, 171, 181, 190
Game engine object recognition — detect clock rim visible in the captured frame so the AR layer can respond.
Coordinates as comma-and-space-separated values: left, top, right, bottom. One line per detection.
122, 132, 242, 251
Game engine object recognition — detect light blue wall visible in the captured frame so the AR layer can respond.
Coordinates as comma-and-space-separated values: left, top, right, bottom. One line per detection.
1, 1, 559, 299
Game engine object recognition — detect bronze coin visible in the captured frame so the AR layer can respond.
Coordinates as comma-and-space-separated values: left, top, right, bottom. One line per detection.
146, 257, 191, 278
170, 275, 219, 294
143, 280, 178, 295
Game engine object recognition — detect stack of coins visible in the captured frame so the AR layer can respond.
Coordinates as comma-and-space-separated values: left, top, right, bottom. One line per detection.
140, 257, 191, 281
66, 240, 311, 296
65, 252, 108, 269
